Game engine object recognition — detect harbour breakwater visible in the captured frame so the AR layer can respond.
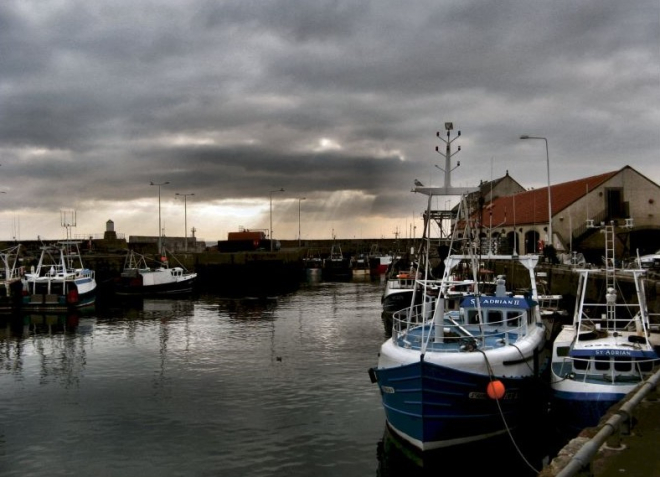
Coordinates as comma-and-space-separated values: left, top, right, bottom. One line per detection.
81, 250, 660, 315
7, 238, 660, 310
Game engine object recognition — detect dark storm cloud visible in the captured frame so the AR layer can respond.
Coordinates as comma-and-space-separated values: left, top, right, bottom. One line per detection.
0, 0, 657, 239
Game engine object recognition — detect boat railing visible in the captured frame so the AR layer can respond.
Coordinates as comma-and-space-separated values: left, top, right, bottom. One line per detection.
577, 305, 651, 335
392, 303, 529, 351
552, 354, 658, 384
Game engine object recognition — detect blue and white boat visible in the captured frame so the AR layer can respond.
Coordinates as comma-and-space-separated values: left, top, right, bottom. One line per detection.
22, 241, 97, 311
370, 253, 548, 450
369, 125, 548, 451
550, 220, 659, 433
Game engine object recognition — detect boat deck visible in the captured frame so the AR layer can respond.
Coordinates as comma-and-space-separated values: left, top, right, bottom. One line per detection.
395, 319, 523, 352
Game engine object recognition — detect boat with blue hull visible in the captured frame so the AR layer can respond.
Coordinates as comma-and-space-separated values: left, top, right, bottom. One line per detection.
370, 263, 548, 450
549, 220, 659, 433
369, 124, 548, 451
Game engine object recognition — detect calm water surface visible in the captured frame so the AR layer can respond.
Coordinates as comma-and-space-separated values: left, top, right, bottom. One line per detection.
0, 275, 559, 476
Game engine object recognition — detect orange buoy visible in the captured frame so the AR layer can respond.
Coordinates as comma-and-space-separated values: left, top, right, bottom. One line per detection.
486, 379, 505, 400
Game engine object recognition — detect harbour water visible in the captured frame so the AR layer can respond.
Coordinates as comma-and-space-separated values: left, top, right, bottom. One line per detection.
0, 275, 563, 477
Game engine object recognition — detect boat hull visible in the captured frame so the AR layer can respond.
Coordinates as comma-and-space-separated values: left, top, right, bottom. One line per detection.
381, 289, 414, 312
371, 359, 540, 451
115, 276, 196, 296
21, 281, 96, 312
550, 388, 628, 433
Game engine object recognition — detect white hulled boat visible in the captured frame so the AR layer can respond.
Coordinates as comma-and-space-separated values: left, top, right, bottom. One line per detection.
22, 241, 96, 311
549, 220, 659, 433
115, 249, 197, 296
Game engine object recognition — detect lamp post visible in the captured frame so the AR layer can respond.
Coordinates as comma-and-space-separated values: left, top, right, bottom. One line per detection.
520, 135, 552, 249
150, 181, 170, 254
298, 197, 306, 248
175, 193, 195, 251
269, 188, 285, 251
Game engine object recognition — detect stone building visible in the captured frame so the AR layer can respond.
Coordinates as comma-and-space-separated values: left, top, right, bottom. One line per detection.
474, 166, 659, 261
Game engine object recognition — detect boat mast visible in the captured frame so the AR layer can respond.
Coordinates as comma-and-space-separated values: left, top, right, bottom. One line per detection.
61, 209, 77, 270
587, 218, 635, 328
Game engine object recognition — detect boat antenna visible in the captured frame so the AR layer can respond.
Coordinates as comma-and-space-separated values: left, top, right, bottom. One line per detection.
413, 123, 477, 198
60, 209, 76, 241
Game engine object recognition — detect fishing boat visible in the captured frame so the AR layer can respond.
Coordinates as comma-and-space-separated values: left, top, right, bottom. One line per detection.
21, 241, 97, 311
321, 242, 352, 281
0, 244, 24, 313
368, 245, 393, 276
369, 125, 548, 451
380, 253, 419, 313
302, 249, 323, 269
549, 220, 659, 433
115, 249, 197, 296
350, 252, 370, 276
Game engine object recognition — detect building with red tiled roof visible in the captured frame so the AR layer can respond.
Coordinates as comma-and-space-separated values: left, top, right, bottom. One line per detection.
473, 166, 659, 260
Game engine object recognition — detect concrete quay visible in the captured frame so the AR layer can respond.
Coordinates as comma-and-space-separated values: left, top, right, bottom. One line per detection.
539, 367, 660, 477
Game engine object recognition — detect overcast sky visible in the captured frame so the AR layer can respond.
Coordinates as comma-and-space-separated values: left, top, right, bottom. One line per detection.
1, 0, 658, 244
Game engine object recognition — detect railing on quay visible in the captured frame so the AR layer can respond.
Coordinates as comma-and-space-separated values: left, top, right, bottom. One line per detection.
554, 367, 660, 477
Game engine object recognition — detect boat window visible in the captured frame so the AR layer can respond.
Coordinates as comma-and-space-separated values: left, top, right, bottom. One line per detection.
614, 357, 632, 372
639, 360, 654, 372
574, 358, 588, 370
506, 312, 520, 327
488, 310, 502, 325
467, 310, 479, 324
594, 356, 610, 371
557, 346, 570, 357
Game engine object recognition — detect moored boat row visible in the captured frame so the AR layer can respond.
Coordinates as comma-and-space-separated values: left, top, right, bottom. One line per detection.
368, 125, 660, 456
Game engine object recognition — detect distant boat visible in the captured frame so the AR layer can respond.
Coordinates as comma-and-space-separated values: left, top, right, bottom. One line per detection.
368, 245, 393, 276
350, 252, 370, 276
550, 220, 659, 433
321, 243, 352, 281
22, 241, 97, 311
302, 248, 323, 269
115, 249, 197, 296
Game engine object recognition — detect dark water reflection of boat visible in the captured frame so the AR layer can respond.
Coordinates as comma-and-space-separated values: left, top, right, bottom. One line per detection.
0, 311, 92, 337
0, 282, 572, 477
377, 418, 565, 477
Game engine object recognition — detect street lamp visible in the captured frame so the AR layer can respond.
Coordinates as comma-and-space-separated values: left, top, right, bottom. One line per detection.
175, 193, 195, 252
520, 135, 552, 250
298, 197, 306, 248
269, 188, 285, 251
150, 181, 170, 254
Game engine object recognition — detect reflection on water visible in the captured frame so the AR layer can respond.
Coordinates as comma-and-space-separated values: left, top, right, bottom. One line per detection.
0, 278, 565, 477
377, 417, 563, 477
0, 280, 390, 477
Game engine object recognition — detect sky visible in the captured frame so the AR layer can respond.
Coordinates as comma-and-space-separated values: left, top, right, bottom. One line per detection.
1, 0, 658, 245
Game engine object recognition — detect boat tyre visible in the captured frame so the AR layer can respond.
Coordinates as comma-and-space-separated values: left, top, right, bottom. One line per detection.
628, 335, 648, 344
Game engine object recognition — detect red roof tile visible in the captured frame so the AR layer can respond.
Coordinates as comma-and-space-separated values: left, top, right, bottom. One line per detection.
479, 170, 619, 227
